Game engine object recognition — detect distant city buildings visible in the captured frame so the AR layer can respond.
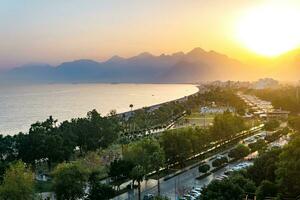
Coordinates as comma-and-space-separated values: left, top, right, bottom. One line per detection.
251, 78, 279, 90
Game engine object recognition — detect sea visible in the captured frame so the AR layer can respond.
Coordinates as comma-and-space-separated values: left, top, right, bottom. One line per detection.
0, 83, 198, 135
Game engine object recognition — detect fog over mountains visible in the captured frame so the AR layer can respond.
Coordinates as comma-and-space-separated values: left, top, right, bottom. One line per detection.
1, 48, 299, 83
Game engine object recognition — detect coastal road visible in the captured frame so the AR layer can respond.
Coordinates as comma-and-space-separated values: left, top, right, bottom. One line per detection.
113, 127, 266, 200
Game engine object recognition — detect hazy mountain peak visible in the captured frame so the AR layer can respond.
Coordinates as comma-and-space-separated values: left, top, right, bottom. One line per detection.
188, 47, 206, 55
136, 52, 154, 58
107, 55, 125, 63
171, 51, 185, 57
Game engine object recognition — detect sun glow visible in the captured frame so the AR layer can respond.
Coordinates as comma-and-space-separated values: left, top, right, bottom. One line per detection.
236, 2, 300, 57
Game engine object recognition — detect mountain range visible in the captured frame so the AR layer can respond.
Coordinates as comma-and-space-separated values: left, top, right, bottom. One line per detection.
1, 48, 299, 83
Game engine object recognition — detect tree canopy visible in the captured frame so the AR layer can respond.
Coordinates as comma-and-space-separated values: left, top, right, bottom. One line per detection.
0, 161, 34, 200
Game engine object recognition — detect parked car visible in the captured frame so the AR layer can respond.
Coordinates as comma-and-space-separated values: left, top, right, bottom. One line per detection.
183, 194, 196, 200
143, 194, 154, 200
190, 189, 201, 197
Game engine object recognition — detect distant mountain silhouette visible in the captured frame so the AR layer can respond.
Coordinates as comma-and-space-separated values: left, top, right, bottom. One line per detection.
2, 47, 289, 83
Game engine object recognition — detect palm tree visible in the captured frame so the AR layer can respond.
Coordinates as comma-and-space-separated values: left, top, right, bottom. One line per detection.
129, 104, 134, 112
129, 104, 134, 132
150, 151, 165, 196
130, 165, 145, 200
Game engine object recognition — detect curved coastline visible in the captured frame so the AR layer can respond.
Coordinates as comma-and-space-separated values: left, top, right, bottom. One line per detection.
119, 84, 200, 118
0, 84, 199, 135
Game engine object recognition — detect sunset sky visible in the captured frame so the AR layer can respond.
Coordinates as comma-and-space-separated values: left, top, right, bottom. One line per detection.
1, 0, 300, 69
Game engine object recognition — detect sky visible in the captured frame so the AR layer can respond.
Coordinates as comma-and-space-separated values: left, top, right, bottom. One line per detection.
1, 0, 300, 69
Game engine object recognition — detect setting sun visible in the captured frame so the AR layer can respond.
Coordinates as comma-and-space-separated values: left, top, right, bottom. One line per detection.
236, 2, 300, 57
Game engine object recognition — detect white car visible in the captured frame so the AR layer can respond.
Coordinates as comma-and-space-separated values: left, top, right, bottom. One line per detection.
190, 190, 201, 197
183, 194, 196, 200
194, 187, 202, 192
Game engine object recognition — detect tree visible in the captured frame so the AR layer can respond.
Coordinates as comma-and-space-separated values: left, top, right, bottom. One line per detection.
16, 116, 66, 170
109, 159, 134, 190
88, 183, 115, 200
130, 165, 145, 200
200, 173, 255, 200
212, 157, 228, 168
149, 151, 165, 195
288, 116, 300, 132
247, 147, 282, 185
210, 112, 245, 140
200, 179, 243, 200
198, 164, 210, 174
0, 161, 34, 200
160, 130, 193, 167
129, 104, 134, 111
264, 119, 280, 131
71, 110, 120, 154
124, 138, 165, 173
0, 135, 17, 181
228, 144, 250, 159
124, 138, 165, 195
75, 152, 107, 180
52, 163, 88, 200
255, 180, 278, 200
276, 136, 300, 197
248, 139, 266, 152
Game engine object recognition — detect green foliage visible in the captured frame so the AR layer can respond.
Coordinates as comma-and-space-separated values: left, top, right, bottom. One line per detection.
71, 109, 120, 152
130, 165, 145, 183
198, 164, 210, 173
200, 87, 247, 115
0, 135, 16, 182
212, 156, 228, 168
0, 109, 120, 174
130, 165, 145, 200
125, 101, 186, 133
75, 151, 106, 177
109, 159, 134, 181
124, 138, 165, 173
210, 112, 246, 140
228, 144, 250, 159
88, 183, 115, 200
247, 147, 282, 185
276, 136, 300, 196
265, 129, 287, 143
52, 162, 88, 200
200, 173, 256, 200
160, 127, 209, 166
0, 161, 34, 200
264, 119, 280, 131
249, 86, 300, 114
248, 139, 267, 152
288, 116, 300, 132
255, 180, 278, 200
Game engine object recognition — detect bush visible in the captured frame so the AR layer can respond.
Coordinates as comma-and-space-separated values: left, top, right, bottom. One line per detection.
52, 163, 88, 200
264, 120, 280, 131
255, 180, 278, 200
198, 164, 210, 173
228, 144, 250, 159
88, 183, 115, 200
212, 157, 228, 168
248, 139, 266, 152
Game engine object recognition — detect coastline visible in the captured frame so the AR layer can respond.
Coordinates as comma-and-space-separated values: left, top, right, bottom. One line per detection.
118, 84, 201, 119
0, 84, 200, 135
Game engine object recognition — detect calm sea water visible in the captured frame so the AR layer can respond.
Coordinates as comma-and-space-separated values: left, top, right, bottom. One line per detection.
0, 84, 198, 135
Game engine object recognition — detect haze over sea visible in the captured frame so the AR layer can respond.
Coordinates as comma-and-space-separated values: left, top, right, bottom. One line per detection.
0, 83, 198, 135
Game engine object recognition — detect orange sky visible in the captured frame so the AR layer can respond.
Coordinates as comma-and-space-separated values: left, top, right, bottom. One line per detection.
1, 0, 300, 68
